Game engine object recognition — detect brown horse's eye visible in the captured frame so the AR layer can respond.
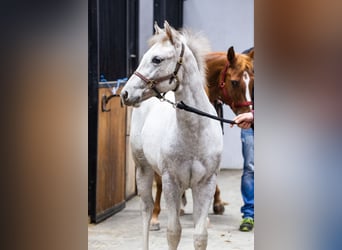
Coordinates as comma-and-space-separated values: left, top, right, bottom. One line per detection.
231, 80, 239, 87
152, 56, 163, 64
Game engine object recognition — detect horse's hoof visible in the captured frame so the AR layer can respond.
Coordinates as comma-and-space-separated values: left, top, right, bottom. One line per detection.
213, 203, 225, 215
150, 222, 160, 231
180, 209, 185, 216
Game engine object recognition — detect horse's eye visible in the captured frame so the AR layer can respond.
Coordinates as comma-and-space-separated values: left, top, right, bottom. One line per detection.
231, 80, 239, 86
152, 56, 163, 64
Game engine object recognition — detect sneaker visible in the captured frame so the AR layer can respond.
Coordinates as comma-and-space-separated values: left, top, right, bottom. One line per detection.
239, 217, 254, 232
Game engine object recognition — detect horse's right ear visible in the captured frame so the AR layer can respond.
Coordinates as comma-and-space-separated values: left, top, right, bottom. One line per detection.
248, 49, 254, 59
164, 21, 175, 45
227, 46, 236, 64
154, 21, 163, 35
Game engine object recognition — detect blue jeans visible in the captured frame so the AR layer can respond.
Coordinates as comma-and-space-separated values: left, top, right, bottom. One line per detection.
240, 128, 254, 219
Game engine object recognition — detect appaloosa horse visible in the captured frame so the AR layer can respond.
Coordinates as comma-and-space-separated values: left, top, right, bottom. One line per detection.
120, 21, 223, 250
150, 46, 255, 231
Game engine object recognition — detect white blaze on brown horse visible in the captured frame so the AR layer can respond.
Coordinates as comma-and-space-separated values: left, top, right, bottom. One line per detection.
150, 46, 255, 231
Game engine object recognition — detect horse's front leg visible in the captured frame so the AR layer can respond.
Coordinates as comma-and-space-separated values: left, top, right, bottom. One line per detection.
162, 173, 182, 250
150, 173, 162, 231
192, 174, 217, 250
136, 165, 155, 250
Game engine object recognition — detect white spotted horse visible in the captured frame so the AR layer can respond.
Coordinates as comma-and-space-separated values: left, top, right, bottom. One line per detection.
120, 21, 223, 250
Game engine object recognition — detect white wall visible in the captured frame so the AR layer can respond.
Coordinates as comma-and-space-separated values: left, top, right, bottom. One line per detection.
183, 0, 254, 53
139, 0, 154, 60
183, 0, 254, 169
138, 0, 254, 169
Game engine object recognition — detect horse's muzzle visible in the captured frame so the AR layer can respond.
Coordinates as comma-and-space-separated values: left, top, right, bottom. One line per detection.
120, 90, 131, 106
120, 90, 128, 101
120, 90, 141, 106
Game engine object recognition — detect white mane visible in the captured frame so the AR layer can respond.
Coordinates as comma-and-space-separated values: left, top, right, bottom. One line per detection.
149, 26, 211, 87
180, 29, 211, 79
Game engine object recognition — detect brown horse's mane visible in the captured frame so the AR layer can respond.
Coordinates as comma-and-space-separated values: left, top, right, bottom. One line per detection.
234, 53, 254, 75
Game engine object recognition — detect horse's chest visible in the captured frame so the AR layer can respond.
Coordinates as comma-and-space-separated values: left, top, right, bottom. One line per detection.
161, 137, 206, 158
161, 156, 215, 188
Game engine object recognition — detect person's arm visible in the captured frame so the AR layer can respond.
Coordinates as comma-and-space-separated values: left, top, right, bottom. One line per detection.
231, 111, 254, 129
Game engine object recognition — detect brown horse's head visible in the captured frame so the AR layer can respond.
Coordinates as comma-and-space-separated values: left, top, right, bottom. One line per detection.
206, 46, 254, 115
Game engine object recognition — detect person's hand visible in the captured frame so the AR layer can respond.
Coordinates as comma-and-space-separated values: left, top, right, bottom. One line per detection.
231, 112, 254, 129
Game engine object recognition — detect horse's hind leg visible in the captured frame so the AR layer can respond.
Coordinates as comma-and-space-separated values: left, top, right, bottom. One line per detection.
192, 175, 217, 250
150, 173, 162, 231
180, 192, 187, 216
162, 173, 182, 250
136, 165, 155, 250
213, 185, 225, 215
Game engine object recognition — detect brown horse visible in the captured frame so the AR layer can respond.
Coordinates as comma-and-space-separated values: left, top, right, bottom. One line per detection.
150, 46, 254, 231
206, 46, 254, 116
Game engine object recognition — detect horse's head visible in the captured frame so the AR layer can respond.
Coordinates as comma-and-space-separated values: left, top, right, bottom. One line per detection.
121, 21, 185, 106
206, 47, 254, 114
220, 47, 254, 114
224, 46, 254, 114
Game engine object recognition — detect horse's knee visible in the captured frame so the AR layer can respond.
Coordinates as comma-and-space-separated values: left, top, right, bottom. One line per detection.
140, 194, 154, 212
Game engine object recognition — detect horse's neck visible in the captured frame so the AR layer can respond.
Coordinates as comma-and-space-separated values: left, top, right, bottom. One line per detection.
175, 49, 209, 107
206, 59, 225, 103
207, 78, 220, 103
176, 62, 209, 102
174, 71, 212, 130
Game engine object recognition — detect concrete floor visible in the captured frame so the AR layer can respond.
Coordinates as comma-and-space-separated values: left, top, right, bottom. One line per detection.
88, 169, 254, 250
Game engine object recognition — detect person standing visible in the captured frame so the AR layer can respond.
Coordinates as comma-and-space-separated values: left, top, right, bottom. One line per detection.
232, 111, 254, 231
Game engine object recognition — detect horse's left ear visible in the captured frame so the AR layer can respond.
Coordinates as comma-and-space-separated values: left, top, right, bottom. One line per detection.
227, 46, 236, 64
154, 21, 163, 35
164, 21, 174, 45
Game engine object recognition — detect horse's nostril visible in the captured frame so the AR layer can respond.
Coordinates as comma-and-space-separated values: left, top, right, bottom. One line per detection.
121, 90, 128, 100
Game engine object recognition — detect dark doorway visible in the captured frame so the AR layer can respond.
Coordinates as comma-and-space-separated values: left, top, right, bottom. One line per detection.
154, 0, 184, 29
88, 0, 139, 223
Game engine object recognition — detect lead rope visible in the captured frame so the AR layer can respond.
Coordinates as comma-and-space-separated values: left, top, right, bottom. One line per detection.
176, 101, 236, 125
157, 94, 236, 125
